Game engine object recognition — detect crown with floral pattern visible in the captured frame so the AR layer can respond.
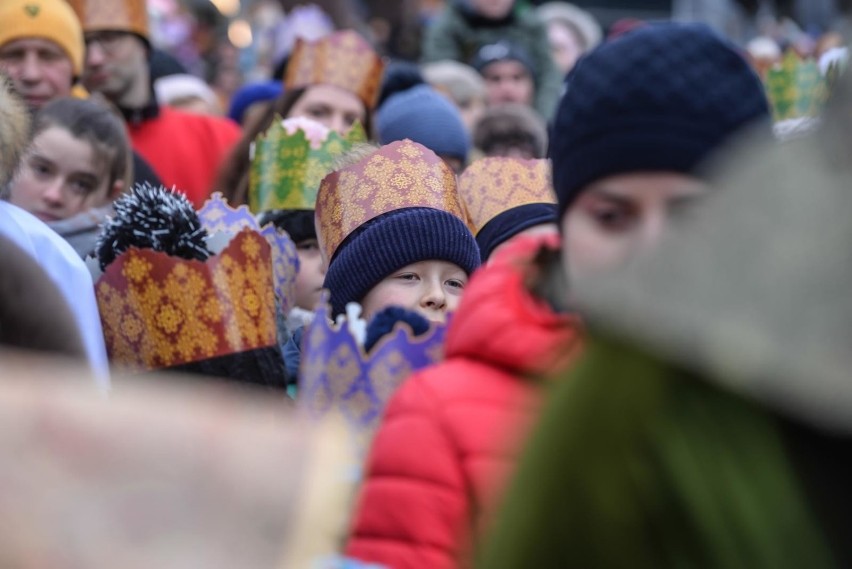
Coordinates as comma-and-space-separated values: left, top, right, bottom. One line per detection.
458, 157, 556, 234
299, 294, 448, 459
315, 139, 468, 262
197, 192, 300, 315
248, 116, 366, 214
284, 30, 385, 109
765, 50, 829, 122
68, 0, 149, 39
96, 229, 277, 371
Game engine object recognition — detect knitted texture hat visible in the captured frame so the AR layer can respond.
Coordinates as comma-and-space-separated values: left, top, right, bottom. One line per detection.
550, 22, 771, 218
471, 41, 536, 77
378, 85, 471, 162
0, 0, 84, 75
324, 207, 481, 316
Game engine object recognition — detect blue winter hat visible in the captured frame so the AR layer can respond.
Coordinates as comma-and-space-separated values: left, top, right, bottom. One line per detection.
324, 208, 481, 317
476, 203, 558, 261
377, 85, 471, 162
228, 81, 284, 124
550, 22, 771, 218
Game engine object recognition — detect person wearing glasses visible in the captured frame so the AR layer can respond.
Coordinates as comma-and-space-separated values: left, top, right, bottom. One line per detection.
71, 0, 241, 207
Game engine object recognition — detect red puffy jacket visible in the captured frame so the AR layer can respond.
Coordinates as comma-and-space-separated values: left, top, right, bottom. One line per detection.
345, 234, 582, 569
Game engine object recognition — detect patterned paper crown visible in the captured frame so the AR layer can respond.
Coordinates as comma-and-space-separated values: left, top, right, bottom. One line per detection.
458, 157, 556, 234
67, 0, 149, 39
249, 116, 366, 214
284, 30, 385, 109
198, 192, 300, 315
96, 229, 277, 371
299, 294, 448, 460
765, 51, 829, 122
315, 139, 468, 262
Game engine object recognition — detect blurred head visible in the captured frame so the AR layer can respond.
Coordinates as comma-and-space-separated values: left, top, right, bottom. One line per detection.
473, 42, 536, 108
536, 2, 602, 75
81, 30, 149, 106
10, 97, 131, 222
550, 23, 771, 282
154, 74, 221, 115
473, 103, 547, 159
421, 59, 486, 133
0, 72, 31, 191
0, 0, 84, 110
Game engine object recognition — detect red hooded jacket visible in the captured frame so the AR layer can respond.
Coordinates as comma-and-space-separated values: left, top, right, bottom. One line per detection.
345, 234, 582, 568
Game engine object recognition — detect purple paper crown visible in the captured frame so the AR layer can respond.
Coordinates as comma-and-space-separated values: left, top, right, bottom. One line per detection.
299, 294, 448, 458
198, 193, 300, 314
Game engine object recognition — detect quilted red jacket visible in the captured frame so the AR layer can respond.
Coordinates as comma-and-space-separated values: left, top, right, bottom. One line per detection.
345, 234, 582, 569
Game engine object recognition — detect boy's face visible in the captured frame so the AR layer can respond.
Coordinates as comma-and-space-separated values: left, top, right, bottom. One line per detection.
470, 0, 515, 20
293, 238, 326, 311
361, 260, 469, 324
481, 60, 534, 108
561, 172, 707, 283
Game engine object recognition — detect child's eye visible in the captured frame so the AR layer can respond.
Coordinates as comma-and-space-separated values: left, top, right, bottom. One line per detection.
297, 239, 319, 252
396, 273, 419, 281
446, 279, 466, 290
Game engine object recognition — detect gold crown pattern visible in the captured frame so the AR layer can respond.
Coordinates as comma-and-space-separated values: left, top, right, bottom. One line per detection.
197, 192, 301, 315
67, 0, 149, 38
284, 30, 384, 109
765, 50, 829, 122
299, 295, 448, 460
315, 139, 467, 262
458, 157, 556, 234
249, 116, 366, 213
95, 229, 277, 371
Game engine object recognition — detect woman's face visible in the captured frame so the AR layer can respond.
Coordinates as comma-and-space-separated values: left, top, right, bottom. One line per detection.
561, 172, 707, 283
10, 126, 120, 222
287, 84, 366, 135
293, 237, 326, 311
548, 22, 584, 75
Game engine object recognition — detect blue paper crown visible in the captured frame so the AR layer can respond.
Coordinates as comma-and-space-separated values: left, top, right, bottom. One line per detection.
299, 294, 448, 460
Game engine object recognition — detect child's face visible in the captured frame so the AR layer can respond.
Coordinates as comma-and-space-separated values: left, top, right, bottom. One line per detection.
288, 84, 367, 135
10, 126, 119, 222
293, 238, 326, 311
561, 172, 707, 283
361, 260, 469, 324
470, 0, 515, 20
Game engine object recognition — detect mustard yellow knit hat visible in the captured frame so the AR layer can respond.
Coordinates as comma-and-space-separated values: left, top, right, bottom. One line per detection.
0, 0, 84, 76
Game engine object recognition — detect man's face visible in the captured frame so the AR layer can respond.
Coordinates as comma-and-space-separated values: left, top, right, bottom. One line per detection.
0, 38, 73, 110
81, 31, 146, 104
481, 60, 534, 107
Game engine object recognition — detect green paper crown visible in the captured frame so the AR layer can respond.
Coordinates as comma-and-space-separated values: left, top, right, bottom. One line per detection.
248, 118, 367, 213
765, 51, 829, 122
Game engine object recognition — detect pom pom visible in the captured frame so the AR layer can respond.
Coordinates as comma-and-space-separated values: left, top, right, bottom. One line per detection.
364, 306, 431, 353
96, 183, 211, 270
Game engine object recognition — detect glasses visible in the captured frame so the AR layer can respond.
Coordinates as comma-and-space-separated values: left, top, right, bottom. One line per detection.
84, 31, 130, 54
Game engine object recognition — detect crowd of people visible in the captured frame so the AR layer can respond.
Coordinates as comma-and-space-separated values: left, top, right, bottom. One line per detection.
0, 0, 851, 567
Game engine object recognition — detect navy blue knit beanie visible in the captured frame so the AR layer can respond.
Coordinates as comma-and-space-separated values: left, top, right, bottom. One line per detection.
324, 207, 481, 316
476, 203, 558, 261
377, 85, 471, 163
549, 22, 771, 218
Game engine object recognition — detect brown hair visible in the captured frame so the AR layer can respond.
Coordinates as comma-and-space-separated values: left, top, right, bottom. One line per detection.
31, 97, 133, 194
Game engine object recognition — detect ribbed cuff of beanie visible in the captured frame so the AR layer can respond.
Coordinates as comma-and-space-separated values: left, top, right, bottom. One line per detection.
476, 203, 558, 262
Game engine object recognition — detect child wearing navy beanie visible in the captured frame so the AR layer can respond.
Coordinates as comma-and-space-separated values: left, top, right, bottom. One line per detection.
316, 139, 480, 321
550, 22, 771, 282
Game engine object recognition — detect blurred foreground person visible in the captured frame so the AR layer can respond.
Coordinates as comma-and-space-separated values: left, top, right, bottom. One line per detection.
479, 71, 852, 569
345, 22, 770, 569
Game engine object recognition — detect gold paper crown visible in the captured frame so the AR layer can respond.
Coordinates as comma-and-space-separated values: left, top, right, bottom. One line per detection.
248, 116, 366, 213
284, 30, 384, 109
458, 157, 556, 234
315, 139, 468, 262
68, 0, 149, 39
299, 295, 448, 460
95, 229, 277, 371
765, 50, 829, 122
